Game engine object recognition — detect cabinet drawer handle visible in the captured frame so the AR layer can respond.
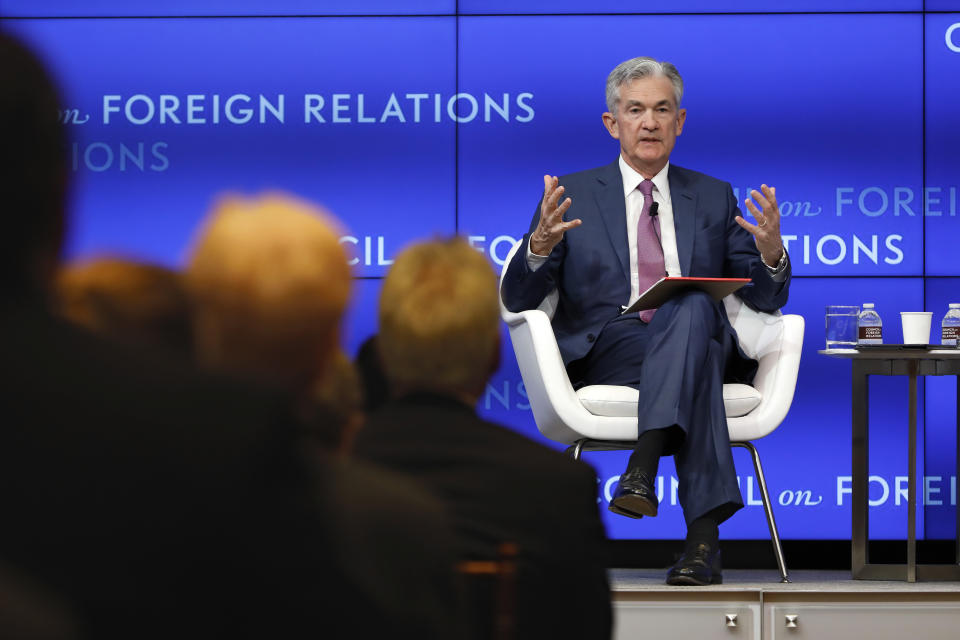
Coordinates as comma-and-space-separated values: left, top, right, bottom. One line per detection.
785, 614, 799, 629
725, 613, 738, 627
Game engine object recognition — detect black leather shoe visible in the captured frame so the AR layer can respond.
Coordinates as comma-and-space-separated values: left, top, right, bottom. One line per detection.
608, 469, 658, 519
665, 543, 722, 586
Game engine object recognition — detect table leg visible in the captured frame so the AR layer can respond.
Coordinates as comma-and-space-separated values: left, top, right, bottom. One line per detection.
907, 361, 918, 583
852, 363, 870, 578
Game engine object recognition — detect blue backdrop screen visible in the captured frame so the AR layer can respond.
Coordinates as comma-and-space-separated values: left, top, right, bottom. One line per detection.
2, 5, 956, 540
5, 17, 457, 277
925, 14, 960, 275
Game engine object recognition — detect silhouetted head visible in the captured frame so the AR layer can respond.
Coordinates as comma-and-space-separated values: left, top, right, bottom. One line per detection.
0, 32, 69, 295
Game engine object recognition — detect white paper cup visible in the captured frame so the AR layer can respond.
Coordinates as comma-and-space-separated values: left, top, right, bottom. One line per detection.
900, 312, 933, 345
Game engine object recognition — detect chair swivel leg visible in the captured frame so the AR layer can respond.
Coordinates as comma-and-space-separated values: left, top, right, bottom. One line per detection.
733, 441, 790, 583
568, 439, 587, 461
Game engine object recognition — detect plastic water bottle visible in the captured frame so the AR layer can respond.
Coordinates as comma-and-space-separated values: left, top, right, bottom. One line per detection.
942, 303, 960, 347
858, 303, 882, 345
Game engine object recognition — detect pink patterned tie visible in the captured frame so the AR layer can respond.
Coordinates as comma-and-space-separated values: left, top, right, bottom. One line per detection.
635, 179, 665, 323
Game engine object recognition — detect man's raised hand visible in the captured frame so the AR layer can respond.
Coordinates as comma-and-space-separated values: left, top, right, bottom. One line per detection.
735, 184, 784, 268
529, 175, 581, 256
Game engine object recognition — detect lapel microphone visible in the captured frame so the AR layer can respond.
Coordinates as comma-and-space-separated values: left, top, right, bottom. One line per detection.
648, 200, 663, 246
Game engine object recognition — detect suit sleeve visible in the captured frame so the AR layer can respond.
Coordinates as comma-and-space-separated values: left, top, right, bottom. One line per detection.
500, 199, 568, 313
722, 184, 791, 313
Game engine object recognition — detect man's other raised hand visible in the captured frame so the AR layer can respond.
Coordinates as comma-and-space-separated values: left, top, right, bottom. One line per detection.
529, 175, 581, 256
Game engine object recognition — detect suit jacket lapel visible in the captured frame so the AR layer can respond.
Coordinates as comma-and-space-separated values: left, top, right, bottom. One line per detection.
594, 160, 630, 283
668, 165, 696, 276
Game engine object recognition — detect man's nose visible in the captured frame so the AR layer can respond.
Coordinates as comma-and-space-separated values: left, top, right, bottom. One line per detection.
640, 110, 658, 130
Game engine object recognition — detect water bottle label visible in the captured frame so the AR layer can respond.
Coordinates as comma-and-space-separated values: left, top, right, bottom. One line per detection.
858, 326, 882, 340
943, 326, 959, 345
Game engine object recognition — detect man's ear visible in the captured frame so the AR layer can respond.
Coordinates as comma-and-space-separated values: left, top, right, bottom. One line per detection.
675, 108, 686, 136
602, 112, 619, 140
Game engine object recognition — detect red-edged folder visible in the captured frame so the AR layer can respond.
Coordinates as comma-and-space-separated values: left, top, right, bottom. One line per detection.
621, 277, 752, 314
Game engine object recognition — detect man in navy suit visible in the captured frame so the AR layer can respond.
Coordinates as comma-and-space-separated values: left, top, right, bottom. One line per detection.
501, 57, 791, 585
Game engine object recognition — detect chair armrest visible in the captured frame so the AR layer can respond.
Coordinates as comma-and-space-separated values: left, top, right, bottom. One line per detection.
504, 308, 637, 444
728, 313, 805, 442
501, 304, 529, 328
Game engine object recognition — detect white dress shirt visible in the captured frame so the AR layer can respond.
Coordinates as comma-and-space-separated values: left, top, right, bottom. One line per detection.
620, 157, 680, 308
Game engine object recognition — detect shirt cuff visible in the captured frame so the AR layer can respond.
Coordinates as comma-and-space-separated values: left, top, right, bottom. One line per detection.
525, 238, 549, 272
764, 250, 789, 283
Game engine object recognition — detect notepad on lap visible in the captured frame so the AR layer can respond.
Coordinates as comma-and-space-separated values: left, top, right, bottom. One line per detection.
621, 277, 752, 314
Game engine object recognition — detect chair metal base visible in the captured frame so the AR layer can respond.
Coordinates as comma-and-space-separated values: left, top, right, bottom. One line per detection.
567, 438, 790, 583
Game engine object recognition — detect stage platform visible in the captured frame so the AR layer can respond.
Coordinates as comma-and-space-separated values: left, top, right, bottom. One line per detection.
610, 568, 960, 640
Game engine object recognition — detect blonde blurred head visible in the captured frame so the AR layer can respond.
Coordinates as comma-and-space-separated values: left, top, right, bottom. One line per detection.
379, 237, 500, 401
186, 193, 351, 392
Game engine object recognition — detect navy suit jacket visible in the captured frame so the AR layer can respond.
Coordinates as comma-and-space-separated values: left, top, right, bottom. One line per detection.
501, 160, 791, 384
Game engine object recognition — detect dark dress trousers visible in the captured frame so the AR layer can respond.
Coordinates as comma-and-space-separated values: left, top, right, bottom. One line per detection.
501, 161, 792, 525
0, 299, 457, 639
354, 392, 612, 640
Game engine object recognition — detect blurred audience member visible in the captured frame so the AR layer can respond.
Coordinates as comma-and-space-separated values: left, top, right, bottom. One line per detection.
56, 257, 192, 359
353, 237, 612, 639
185, 192, 457, 634
0, 31, 454, 639
186, 193, 350, 397
185, 194, 363, 450
307, 349, 366, 454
